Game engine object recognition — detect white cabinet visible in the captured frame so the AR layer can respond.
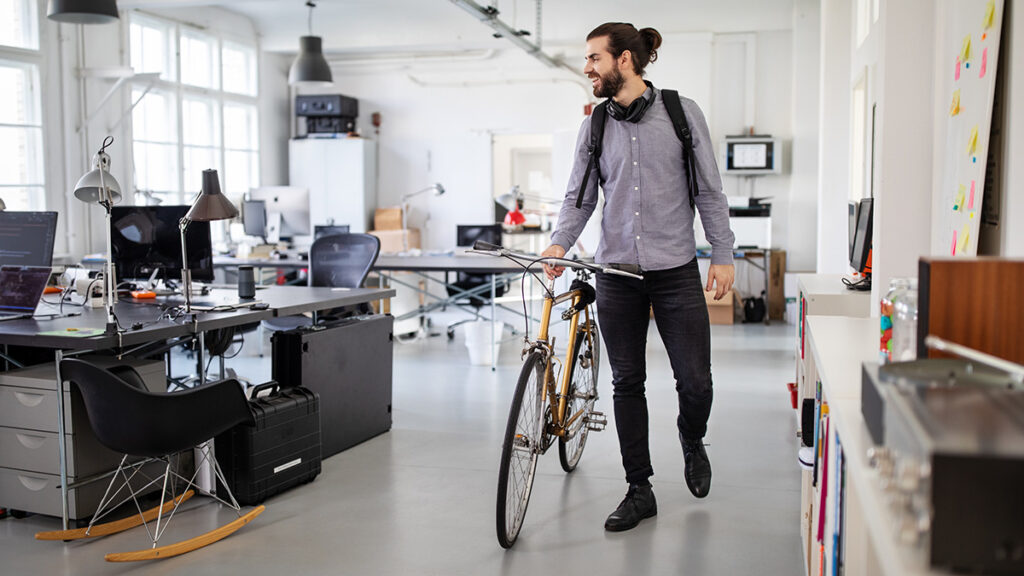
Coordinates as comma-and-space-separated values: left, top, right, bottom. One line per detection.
289, 138, 377, 234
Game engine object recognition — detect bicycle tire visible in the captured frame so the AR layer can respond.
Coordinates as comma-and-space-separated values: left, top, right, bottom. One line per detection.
558, 320, 601, 472
496, 351, 548, 548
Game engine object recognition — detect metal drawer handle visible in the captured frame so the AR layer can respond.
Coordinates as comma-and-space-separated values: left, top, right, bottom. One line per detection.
13, 391, 46, 407
16, 433, 47, 449
18, 474, 49, 492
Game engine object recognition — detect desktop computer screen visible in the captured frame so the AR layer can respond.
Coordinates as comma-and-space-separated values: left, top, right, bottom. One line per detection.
850, 198, 873, 275
249, 186, 310, 240
314, 224, 350, 240
242, 200, 267, 238
111, 206, 214, 283
0, 211, 58, 267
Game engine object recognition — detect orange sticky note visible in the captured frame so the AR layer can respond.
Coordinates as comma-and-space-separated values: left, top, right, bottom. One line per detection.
984, 0, 996, 29
961, 34, 972, 62
954, 185, 966, 211
967, 125, 979, 155
980, 47, 988, 78
949, 89, 961, 116
968, 180, 976, 209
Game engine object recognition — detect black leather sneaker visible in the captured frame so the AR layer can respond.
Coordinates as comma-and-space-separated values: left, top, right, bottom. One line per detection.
604, 484, 657, 532
682, 437, 712, 498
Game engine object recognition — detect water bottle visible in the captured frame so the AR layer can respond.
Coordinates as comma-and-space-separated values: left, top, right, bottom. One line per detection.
880, 278, 910, 364
891, 278, 919, 362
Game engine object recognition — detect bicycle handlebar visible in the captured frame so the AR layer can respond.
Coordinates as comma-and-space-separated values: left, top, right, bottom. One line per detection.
469, 241, 643, 280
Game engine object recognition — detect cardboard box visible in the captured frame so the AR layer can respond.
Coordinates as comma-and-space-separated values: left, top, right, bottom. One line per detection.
705, 288, 735, 325
374, 207, 403, 231
369, 228, 420, 254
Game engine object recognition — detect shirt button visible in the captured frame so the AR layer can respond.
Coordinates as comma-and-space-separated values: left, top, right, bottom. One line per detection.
636, 235, 640, 240
633, 161, 638, 166
635, 212, 640, 216
632, 137, 636, 141
634, 186, 638, 190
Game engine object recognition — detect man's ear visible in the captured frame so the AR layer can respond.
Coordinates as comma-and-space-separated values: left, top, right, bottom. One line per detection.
618, 49, 632, 71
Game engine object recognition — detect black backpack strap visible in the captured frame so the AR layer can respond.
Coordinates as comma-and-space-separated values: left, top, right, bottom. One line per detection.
574, 101, 608, 209
662, 89, 700, 210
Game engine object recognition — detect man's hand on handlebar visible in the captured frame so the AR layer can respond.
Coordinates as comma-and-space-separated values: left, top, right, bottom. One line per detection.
541, 245, 566, 279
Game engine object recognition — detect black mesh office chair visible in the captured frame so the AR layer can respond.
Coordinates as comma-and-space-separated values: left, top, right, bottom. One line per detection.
259, 233, 381, 352
35, 359, 262, 562
445, 224, 506, 339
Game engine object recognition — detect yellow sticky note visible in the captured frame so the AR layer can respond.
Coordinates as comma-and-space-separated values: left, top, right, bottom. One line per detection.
954, 184, 966, 211
967, 125, 979, 155
984, 0, 996, 29
949, 89, 961, 116
958, 224, 970, 253
961, 34, 972, 62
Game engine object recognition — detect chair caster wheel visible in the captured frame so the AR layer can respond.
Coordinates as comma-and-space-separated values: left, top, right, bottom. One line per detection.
446, 329, 455, 341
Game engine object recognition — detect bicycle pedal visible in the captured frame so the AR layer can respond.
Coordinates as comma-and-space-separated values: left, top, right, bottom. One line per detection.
584, 411, 608, 431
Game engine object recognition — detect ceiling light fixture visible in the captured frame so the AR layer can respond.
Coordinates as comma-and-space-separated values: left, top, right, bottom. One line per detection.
47, 0, 119, 25
289, 1, 333, 86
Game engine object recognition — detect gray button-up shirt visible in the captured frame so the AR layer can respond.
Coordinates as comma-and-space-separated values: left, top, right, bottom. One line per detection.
551, 87, 735, 269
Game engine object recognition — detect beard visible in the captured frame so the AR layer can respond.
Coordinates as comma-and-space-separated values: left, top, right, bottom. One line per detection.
591, 67, 625, 99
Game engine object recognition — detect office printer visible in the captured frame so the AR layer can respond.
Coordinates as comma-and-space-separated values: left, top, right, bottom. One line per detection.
694, 197, 772, 249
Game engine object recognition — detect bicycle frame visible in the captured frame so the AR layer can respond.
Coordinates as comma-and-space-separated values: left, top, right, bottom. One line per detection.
533, 271, 595, 440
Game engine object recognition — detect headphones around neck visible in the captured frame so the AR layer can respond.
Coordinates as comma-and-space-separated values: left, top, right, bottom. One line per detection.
607, 82, 655, 123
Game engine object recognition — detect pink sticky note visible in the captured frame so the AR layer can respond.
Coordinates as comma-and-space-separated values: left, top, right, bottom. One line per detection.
956, 56, 961, 80
969, 181, 976, 209
980, 47, 988, 78
951, 231, 957, 255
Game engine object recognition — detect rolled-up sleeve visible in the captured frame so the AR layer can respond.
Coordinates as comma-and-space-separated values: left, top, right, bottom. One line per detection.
550, 117, 599, 252
683, 98, 735, 265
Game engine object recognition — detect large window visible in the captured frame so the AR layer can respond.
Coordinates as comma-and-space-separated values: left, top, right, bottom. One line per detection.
0, 0, 45, 211
129, 13, 259, 206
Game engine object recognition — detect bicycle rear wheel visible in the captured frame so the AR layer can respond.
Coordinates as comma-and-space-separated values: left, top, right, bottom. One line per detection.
496, 351, 547, 548
559, 320, 600, 472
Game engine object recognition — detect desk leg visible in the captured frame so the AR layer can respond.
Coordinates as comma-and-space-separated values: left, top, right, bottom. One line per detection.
491, 275, 497, 371
763, 250, 771, 325
54, 349, 69, 529
197, 331, 206, 386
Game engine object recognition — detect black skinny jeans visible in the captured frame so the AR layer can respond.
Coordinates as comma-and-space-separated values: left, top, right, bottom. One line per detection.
596, 258, 713, 485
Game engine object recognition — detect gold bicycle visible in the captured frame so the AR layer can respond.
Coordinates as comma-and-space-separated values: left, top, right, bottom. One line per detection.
469, 241, 642, 548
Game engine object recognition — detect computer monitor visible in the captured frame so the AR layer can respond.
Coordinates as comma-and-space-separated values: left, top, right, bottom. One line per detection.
249, 187, 310, 240
850, 198, 873, 275
111, 206, 214, 283
0, 211, 58, 267
314, 224, 350, 240
848, 201, 857, 262
242, 200, 267, 238
457, 224, 502, 247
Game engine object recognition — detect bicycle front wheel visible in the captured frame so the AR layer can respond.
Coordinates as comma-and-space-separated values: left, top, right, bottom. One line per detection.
496, 351, 548, 549
559, 320, 600, 472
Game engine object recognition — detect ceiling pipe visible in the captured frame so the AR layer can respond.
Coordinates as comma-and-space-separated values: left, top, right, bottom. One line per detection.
449, 0, 584, 81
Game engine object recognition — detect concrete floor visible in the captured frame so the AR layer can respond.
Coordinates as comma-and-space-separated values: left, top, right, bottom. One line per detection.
0, 317, 802, 575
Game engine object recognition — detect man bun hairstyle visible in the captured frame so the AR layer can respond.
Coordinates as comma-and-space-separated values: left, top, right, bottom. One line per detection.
587, 23, 663, 76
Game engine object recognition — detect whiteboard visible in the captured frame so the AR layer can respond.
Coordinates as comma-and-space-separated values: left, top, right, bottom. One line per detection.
938, 0, 1004, 256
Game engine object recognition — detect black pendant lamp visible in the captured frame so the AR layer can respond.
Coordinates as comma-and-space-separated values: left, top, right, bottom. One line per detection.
47, 0, 119, 24
289, 1, 333, 86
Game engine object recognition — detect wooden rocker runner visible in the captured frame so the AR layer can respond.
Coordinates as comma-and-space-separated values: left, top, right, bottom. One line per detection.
35, 359, 263, 561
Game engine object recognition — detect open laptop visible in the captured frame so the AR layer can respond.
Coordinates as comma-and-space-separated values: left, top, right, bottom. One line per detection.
0, 266, 51, 320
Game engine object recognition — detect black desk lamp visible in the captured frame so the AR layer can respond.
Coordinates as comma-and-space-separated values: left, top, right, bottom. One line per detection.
73, 136, 122, 333
180, 169, 238, 313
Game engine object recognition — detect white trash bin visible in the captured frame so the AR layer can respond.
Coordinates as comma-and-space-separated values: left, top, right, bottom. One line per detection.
464, 320, 504, 365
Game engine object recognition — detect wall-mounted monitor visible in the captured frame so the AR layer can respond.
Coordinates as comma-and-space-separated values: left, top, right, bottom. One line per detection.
720, 137, 783, 175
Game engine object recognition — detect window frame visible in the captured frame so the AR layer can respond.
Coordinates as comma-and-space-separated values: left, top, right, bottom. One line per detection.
127, 11, 260, 207
0, 0, 46, 213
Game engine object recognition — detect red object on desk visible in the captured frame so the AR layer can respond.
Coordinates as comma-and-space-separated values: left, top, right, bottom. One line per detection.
131, 290, 156, 299
503, 206, 526, 227
43, 286, 63, 294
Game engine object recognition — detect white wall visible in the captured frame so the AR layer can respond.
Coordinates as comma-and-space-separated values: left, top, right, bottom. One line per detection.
789, 0, 821, 273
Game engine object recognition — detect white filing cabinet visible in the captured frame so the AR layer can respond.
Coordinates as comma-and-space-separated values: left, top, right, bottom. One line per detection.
289, 138, 377, 234
0, 357, 165, 519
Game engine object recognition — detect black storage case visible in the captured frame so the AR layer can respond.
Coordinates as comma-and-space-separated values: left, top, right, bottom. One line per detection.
215, 382, 322, 505
272, 314, 394, 459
